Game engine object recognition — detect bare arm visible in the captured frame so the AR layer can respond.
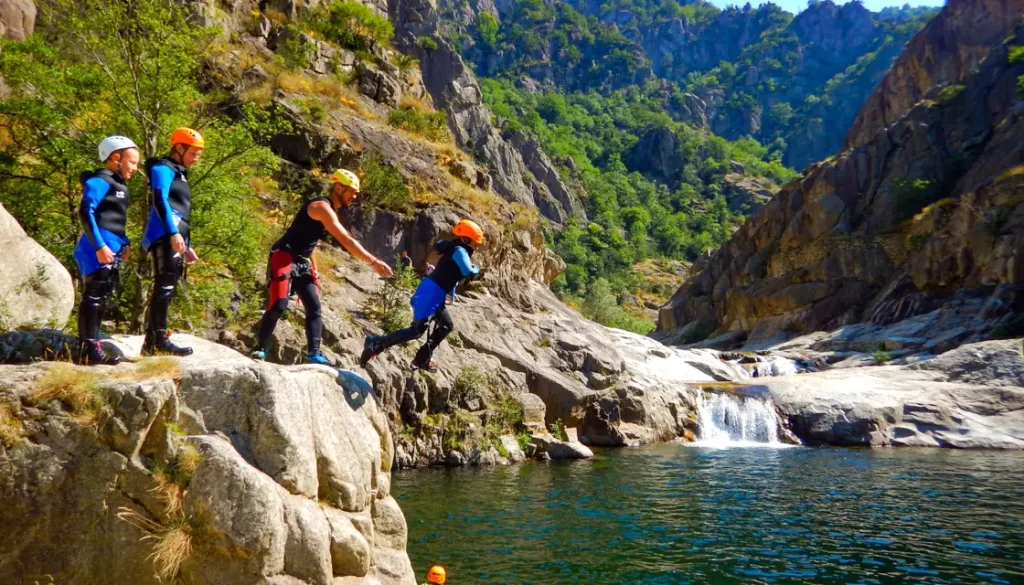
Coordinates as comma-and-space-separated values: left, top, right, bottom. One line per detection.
308, 201, 393, 277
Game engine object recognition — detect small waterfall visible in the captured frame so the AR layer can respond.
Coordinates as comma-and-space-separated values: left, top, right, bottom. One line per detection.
694, 392, 785, 447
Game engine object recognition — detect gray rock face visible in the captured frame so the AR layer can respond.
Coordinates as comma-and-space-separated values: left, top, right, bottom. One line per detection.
722, 173, 777, 214
659, 14, 1024, 348
506, 130, 586, 222
0, 338, 416, 585
357, 62, 403, 107
845, 0, 1024, 150
909, 339, 1024, 387
761, 346, 1024, 449
0, 203, 74, 331
0, 0, 35, 40
388, 0, 584, 224
625, 126, 682, 183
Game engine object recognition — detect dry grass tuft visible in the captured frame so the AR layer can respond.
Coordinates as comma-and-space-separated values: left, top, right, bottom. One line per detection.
31, 364, 107, 427
399, 94, 432, 113
414, 190, 446, 207
445, 171, 505, 220
312, 247, 345, 277
0, 403, 24, 448
996, 164, 1024, 184
277, 71, 315, 94
176, 443, 202, 478
242, 79, 275, 105
336, 86, 373, 118
152, 470, 186, 518
152, 524, 193, 580
118, 507, 193, 582
118, 357, 182, 382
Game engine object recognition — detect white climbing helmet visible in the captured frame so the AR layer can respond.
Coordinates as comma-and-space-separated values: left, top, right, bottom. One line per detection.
98, 135, 139, 162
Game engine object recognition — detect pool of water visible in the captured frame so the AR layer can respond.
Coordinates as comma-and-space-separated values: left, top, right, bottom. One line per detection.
393, 445, 1024, 584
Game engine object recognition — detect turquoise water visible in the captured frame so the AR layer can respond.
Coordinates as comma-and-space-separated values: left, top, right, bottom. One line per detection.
393, 445, 1024, 584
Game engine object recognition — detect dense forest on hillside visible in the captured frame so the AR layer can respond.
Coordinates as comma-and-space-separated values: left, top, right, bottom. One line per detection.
438, 0, 937, 331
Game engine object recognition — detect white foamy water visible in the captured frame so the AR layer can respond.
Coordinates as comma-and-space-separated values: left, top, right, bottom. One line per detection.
692, 392, 792, 448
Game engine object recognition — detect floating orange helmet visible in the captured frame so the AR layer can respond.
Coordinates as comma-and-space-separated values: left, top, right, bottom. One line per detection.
427, 565, 446, 584
169, 127, 205, 149
452, 219, 484, 245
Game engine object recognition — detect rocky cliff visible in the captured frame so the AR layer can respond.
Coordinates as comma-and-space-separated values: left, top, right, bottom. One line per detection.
659, 1, 1024, 351
0, 339, 416, 585
844, 0, 1024, 151
389, 0, 586, 224
446, 0, 936, 169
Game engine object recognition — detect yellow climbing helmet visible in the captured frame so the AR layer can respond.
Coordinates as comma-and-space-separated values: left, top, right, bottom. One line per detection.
427, 565, 446, 584
330, 168, 361, 192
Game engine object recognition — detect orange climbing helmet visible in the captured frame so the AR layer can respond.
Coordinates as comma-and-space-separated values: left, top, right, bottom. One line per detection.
169, 127, 206, 149
452, 219, 484, 246
427, 565, 446, 584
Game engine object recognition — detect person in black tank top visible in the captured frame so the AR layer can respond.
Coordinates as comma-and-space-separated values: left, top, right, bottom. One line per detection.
250, 169, 393, 365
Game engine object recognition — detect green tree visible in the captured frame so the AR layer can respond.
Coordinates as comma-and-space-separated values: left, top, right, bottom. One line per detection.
478, 12, 499, 47
0, 0, 288, 332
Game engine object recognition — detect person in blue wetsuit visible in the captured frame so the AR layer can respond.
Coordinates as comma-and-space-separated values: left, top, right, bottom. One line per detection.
73, 135, 140, 365
140, 127, 204, 356
360, 219, 485, 372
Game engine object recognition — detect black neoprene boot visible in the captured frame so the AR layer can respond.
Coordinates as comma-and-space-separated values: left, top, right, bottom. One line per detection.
143, 330, 193, 356
78, 340, 120, 366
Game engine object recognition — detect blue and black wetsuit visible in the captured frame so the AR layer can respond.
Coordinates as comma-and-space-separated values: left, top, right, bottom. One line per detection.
142, 157, 192, 353
74, 169, 130, 347
369, 239, 480, 367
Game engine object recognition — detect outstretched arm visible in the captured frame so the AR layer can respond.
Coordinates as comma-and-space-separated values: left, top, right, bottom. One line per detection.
452, 247, 480, 278
308, 201, 393, 277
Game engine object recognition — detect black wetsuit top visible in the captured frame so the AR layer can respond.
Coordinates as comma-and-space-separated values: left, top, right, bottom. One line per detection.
78, 169, 129, 248
273, 196, 331, 259
427, 239, 475, 292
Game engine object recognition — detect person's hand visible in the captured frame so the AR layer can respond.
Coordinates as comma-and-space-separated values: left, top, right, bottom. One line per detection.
96, 246, 115, 265
372, 258, 394, 278
185, 247, 198, 265
170, 233, 187, 255
120, 245, 131, 262
425, 263, 435, 275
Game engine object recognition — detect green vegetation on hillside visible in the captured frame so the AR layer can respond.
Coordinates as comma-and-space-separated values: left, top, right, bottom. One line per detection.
443, 0, 937, 332
481, 79, 796, 332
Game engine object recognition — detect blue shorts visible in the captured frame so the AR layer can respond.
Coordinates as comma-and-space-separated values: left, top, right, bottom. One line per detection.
74, 231, 129, 277
411, 278, 448, 321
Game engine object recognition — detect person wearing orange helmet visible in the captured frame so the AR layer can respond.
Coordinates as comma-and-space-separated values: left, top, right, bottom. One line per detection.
249, 169, 393, 365
360, 219, 484, 372
421, 565, 446, 585
140, 127, 205, 356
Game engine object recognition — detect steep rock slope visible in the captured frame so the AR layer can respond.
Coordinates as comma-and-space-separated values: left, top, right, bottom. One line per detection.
845, 0, 1024, 150
659, 1, 1024, 348
445, 0, 935, 169
388, 0, 586, 224
0, 340, 415, 585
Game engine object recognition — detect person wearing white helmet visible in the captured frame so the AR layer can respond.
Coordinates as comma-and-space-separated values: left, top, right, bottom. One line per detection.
249, 168, 393, 365
72, 135, 140, 366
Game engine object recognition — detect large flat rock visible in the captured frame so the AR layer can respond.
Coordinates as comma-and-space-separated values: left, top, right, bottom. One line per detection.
756, 362, 1024, 449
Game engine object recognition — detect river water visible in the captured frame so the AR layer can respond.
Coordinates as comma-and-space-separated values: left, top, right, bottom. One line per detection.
393, 446, 1024, 584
